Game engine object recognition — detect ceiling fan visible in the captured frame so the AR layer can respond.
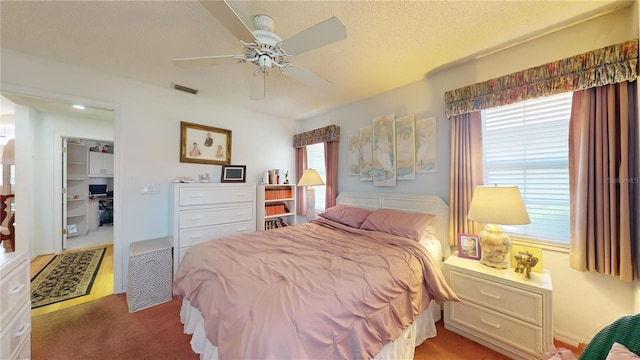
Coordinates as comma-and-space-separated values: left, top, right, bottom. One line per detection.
173, 1, 347, 100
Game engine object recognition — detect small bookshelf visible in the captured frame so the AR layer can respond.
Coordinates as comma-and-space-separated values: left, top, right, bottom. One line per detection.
257, 184, 296, 231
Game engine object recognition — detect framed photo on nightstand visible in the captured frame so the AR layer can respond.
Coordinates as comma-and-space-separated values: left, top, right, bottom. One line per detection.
458, 233, 481, 260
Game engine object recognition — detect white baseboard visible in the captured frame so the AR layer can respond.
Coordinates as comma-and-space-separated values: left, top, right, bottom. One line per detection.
554, 329, 587, 347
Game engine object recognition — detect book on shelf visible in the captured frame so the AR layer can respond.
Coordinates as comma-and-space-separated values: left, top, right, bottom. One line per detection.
264, 217, 289, 230
264, 187, 293, 200
264, 203, 290, 216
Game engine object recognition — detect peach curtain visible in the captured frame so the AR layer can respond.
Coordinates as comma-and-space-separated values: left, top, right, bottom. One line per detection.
294, 125, 340, 214
324, 141, 339, 208
569, 81, 638, 281
295, 147, 308, 216
448, 111, 484, 246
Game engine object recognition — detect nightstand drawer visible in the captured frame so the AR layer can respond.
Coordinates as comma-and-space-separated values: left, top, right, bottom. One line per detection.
449, 269, 542, 326
179, 205, 253, 229
448, 300, 543, 355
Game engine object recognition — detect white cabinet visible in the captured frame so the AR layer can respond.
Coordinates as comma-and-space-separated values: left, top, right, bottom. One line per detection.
89, 152, 114, 177
256, 184, 296, 230
0, 251, 31, 360
444, 254, 553, 360
170, 183, 256, 274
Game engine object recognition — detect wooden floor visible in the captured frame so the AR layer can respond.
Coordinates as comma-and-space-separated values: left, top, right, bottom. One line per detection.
30, 244, 114, 317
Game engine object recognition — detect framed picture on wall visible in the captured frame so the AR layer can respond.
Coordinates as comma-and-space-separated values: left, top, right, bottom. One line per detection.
458, 233, 481, 260
180, 121, 231, 165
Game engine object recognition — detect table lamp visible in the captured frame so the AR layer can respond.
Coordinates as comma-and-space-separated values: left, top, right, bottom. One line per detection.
467, 185, 530, 269
2, 139, 15, 165
297, 168, 324, 222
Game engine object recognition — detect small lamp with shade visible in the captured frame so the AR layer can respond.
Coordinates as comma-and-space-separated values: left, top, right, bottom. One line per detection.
467, 185, 530, 269
297, 168, 324, 222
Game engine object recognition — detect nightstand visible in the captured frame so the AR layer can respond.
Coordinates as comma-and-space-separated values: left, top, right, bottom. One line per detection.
444, 254, 553, 360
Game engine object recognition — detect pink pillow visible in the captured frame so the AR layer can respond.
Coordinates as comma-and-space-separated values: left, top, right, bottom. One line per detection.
317, 205, 372, 228
360, 208, 434, 241
606, 342, 640, 360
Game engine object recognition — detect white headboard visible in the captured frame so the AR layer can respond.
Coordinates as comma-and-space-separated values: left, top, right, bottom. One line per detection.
336, 192, 451, 259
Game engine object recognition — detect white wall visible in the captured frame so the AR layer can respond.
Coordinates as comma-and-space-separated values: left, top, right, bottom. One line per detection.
298, 7, 638, 345
2, 48, 296, 293
296, 80, 450, 202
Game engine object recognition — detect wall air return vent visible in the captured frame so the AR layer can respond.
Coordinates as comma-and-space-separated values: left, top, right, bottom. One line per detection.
171, 83, 199, 95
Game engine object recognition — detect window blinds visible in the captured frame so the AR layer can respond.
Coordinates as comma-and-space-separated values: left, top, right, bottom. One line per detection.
482, 92, 572, 244
306, 143, 326, 211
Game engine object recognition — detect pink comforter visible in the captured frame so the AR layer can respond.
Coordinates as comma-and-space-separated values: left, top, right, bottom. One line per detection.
173, 217, 458, 359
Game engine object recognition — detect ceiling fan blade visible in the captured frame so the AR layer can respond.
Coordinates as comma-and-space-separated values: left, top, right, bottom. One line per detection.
250, 71, 267, 100
281, 17, 346, 56
172, 55, 241, 68
200, 0, 255, 43
283, 65, 332, 90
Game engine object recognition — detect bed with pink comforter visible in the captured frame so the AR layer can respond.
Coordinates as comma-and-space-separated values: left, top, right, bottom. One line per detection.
173, 217, 457, 359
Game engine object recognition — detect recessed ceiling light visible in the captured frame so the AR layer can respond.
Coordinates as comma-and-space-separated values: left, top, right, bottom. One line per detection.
72, 104, 86, 110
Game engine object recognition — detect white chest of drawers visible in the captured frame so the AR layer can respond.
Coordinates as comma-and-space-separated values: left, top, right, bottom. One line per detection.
0, 250, 31, 360
170, 183, 256, 274
444, 254, 553, 360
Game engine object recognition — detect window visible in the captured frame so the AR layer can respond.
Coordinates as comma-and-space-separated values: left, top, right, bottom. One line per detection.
481, 92, 573, 244
306, 143, 326, 212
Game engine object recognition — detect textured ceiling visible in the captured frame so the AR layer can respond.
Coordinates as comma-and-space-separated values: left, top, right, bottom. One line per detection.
0, 0, 630, 120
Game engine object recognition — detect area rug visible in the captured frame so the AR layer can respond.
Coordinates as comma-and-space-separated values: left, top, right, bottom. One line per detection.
31, 247, 106, 309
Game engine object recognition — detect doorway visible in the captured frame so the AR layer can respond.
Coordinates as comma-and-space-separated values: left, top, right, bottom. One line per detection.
1, 93, 120, 306
62, 137, 114, 251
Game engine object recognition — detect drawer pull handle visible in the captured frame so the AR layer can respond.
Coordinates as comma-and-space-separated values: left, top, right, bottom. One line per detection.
189, 235, 202, 239
15, 324, 30, 337
480, 317, 501, 329
189, 217, 202, 221
237, 192, 247, 197
9, 283, 25, 295
480, 289, 501, 299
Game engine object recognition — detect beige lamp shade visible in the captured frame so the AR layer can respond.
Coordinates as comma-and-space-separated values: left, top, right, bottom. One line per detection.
1, 139, 15, 165
297, 168, 324, 187
467, 185, 530, 225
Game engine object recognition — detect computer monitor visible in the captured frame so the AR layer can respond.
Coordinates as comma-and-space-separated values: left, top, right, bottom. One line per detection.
89, 184, 108, 197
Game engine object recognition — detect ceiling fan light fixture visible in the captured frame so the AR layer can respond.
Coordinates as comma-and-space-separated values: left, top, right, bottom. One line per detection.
174, 2, 347, 99
258, 54, 273, 71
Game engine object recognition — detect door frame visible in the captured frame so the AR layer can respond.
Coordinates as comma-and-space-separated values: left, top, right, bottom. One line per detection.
4, 84, 124, 294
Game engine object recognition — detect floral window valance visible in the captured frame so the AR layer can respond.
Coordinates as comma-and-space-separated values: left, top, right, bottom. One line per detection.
444, 39, 638, 118
293, 124, 340, 148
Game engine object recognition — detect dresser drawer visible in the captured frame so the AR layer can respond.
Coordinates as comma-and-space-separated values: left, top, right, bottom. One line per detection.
179, 205, 254, 229
0, 301, 31, 360
449, 269, 542, 326
179, 220, 256, 248
448, 300, 543, 356
0, 260, 29, 324
179, 186, 254, 206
